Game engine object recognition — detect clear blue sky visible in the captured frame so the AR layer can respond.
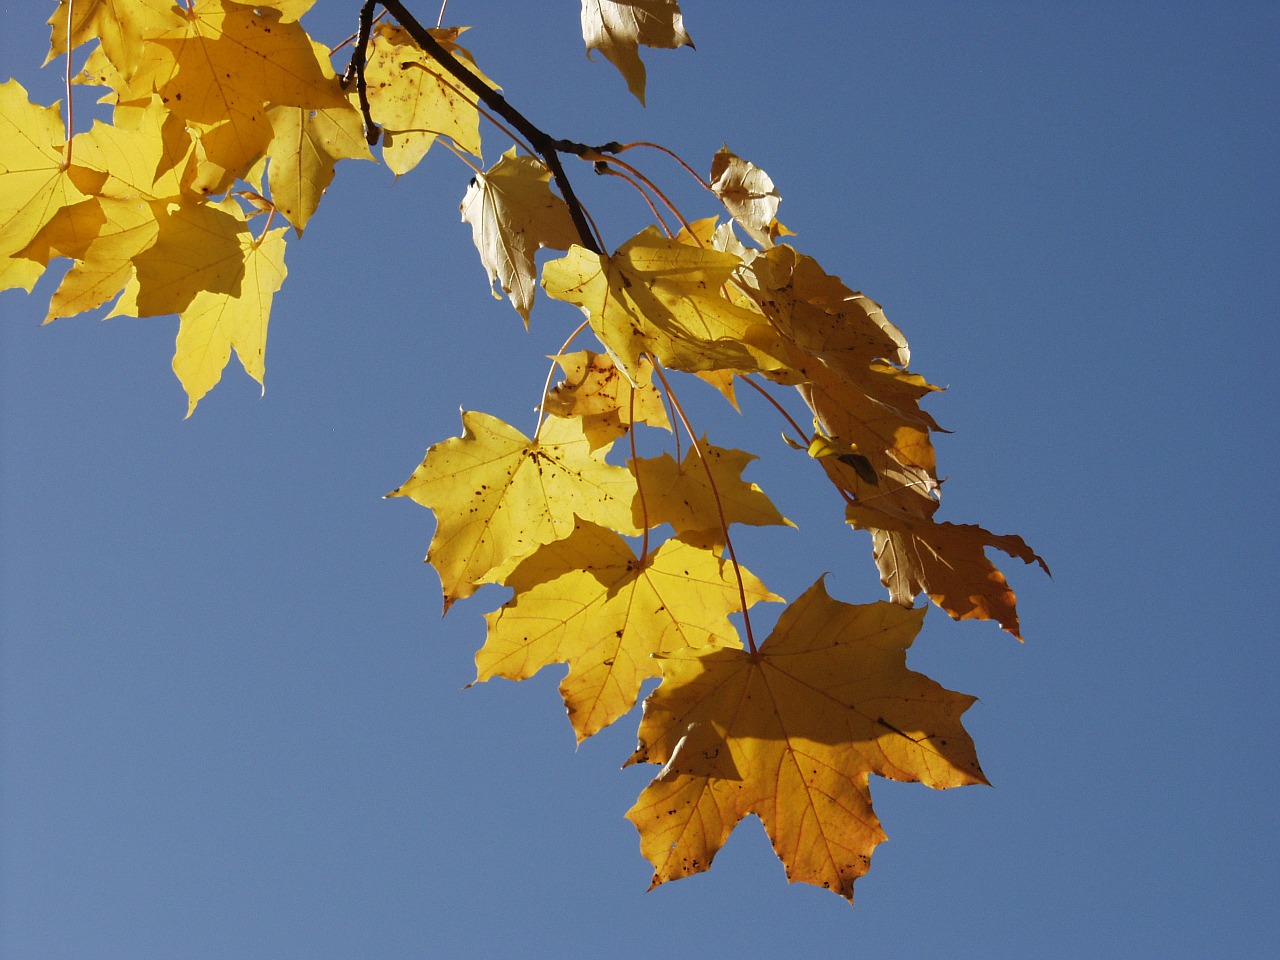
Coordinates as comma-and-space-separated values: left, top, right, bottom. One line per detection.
2, 2, 1276, 957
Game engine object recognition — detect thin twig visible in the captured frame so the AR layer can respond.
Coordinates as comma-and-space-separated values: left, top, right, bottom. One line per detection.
342, 2, 380, 145
373, 0, 606, 253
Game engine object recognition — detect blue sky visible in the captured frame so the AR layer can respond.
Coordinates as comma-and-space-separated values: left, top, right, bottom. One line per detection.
2, 2, 1277, 957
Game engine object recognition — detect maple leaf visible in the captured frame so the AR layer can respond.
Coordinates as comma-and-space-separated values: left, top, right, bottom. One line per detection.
387, 412, 641, 609
631, 442, 792, 538
45, 0, 184, 79
365, 23, 493, 175
0, 81, 107, 292
128, 197, 249, 317
126, 0, 346, 180
541, 227, 786, 380
18, 197, 157, 321
845, 502, 1049, 640
739, 244, 911, 376
580, 0, 693, 105
171, 221, 288, 415
709, 146, 780, 249
476, 520, 779, 741
544, 351, 671, 443
460, 148, 580, 325
800, 361, 942, 502
17, 97, 208, 320
625, 577, 986, 902
266, 99, 375, 234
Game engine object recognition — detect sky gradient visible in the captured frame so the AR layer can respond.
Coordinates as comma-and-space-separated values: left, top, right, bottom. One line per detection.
2, 2, 1277, 957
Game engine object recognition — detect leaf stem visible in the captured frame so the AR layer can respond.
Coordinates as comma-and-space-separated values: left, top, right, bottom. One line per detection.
613, 141, 710, 190
533, 318, 590, 440
595, 166, 671, 236
630, 388, 651, 561
741, 375, 809, 448
437, 136, 482, 175
649, 358, 758, 655
594, 154, 698, 242
62, 0, 74, 168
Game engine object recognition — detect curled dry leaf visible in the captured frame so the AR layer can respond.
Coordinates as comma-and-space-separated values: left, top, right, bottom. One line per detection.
460, 148, 579, 325
580, 0, 693, 104
710, 146, 781, 248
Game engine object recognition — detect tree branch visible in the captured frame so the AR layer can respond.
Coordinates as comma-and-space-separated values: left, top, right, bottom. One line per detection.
355, 0, 616, 255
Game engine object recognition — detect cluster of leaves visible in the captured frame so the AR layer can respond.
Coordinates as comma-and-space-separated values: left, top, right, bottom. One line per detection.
1, 0, 1047, 903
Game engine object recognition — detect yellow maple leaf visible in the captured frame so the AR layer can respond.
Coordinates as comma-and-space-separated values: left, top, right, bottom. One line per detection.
625, 577, 986, 902
18, 197, 157, 321
266, 98, 375, 234
387, 412, 641, 609
126, 0, 346, 180
581, 0, 693, 105
631, 442, 792, 538
799, 361, 942, 500
172, 223, 288, 416
543, 351, 671, 442
365, 23, 493, 175
741, 244, 911, 376
541, 227, 786, 380
46, 0, 184, 79
0, 81, 107, 292
128, 197, 249, 316
460, 148, 580, 325
476, 520, 778, 741
709, 146, 780, 249
844, 502, 1049, 640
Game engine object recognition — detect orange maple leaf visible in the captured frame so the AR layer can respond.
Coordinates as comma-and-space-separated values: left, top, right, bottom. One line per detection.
625, 577, 986, 902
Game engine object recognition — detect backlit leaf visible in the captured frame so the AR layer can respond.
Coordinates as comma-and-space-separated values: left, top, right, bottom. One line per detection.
365, 23, 493, 174
580, 0, 693, 104
476, 520, 777, 740
387, 412, 640, 609
172, 222, 288, 415
460, 148, 579, 324
845, 501, 1050, 639
541, 227, 786, 379
626, 578, 986, 902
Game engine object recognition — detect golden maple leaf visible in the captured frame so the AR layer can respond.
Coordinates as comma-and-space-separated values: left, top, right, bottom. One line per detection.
45, 0, 184, 79
541, 227, 786, 380
741, 244, 911, 375
544, 351, 671, 443
266, 99, 375, 234
580, 0, 693, 105
0, 81, 107, 293
476, 519, 778, 741
387, 412, 641, 609
124, 0, 346, 180
845, 502, 1050, 640
625, 577, 986, 902
364, 23, 493, 175
630, 442, 792, 538
171, 220, 288, 415
460, 148, 580, 325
